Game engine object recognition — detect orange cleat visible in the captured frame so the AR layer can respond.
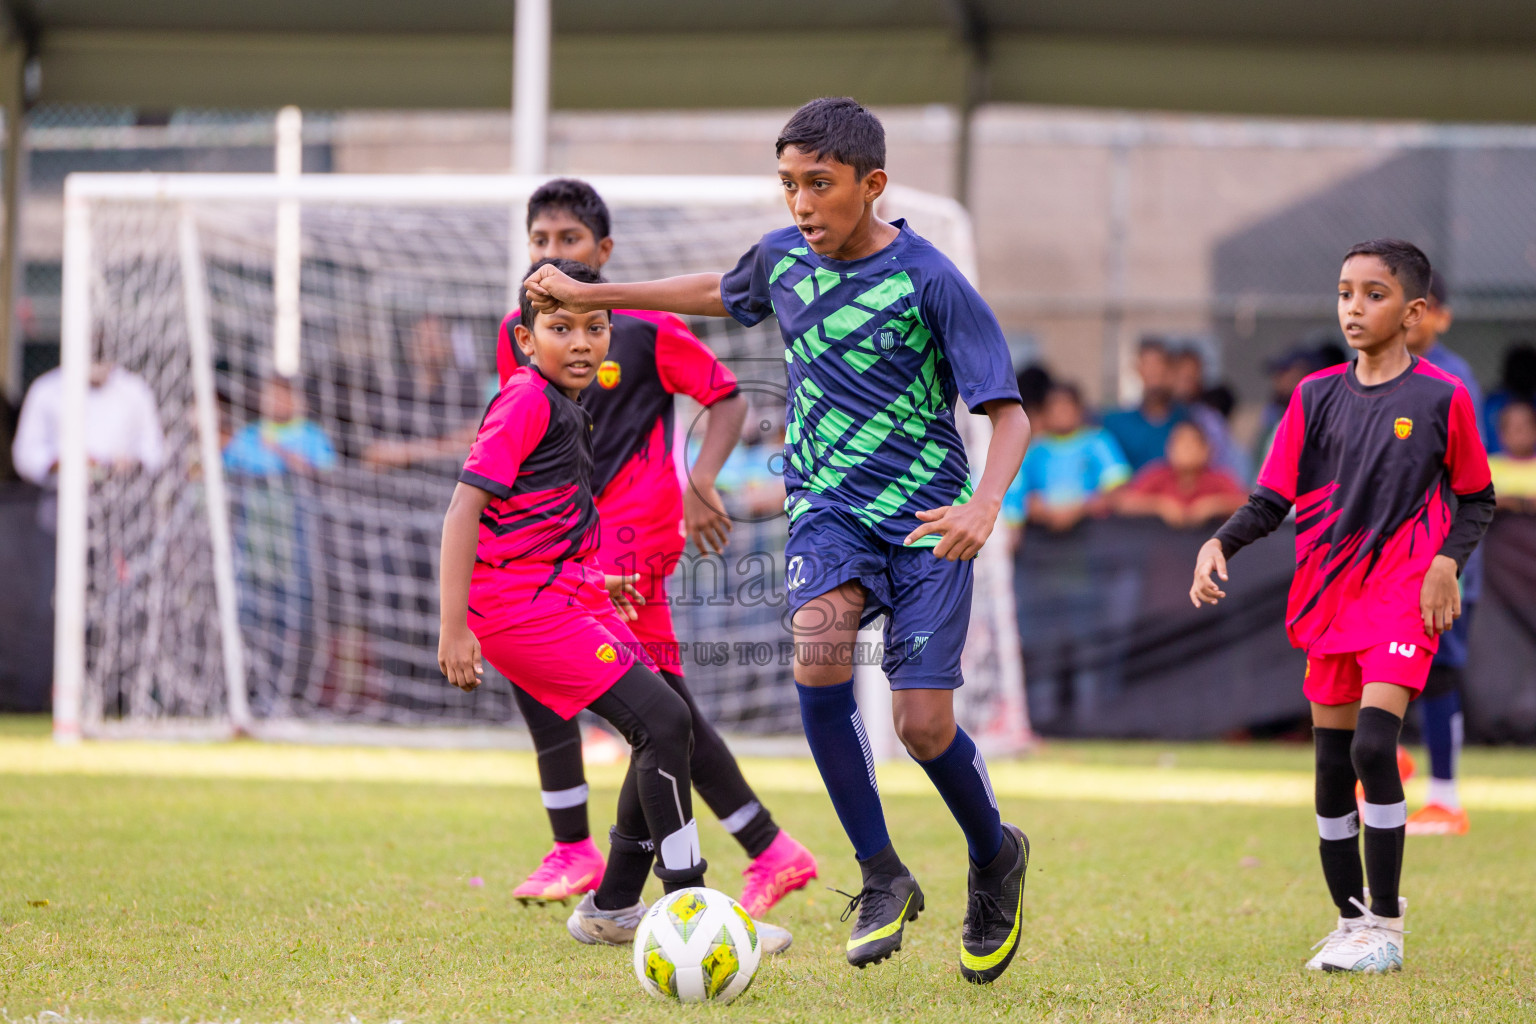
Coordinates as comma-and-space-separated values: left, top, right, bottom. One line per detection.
1405, 803, 1469, 836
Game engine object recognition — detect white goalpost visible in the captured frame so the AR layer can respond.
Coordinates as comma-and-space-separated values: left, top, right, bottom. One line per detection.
53, 171, 1031, 756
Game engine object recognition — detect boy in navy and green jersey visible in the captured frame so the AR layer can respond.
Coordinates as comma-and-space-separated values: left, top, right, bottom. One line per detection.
524, 97, 1034, 984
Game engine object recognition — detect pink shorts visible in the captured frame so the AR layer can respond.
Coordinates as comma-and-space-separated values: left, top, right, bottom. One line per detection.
1304, 640, 1433, 706
470, 567, 656, 719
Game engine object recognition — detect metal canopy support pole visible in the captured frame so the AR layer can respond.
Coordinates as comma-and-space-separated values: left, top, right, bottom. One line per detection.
0, 27, 34, 403
1101, 139, 1132, 404
512, 0, 550, 177
947, 0, 989, 209
273, 105, 302, 377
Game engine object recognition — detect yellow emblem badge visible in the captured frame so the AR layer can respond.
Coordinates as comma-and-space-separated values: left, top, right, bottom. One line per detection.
597, 360, 621, 389
1394, 417, 1413, 440
595, 643, 617, 663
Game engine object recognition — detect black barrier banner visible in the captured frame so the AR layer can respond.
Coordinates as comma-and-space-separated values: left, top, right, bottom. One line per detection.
1015, 514, 1536, 743
1465, 513, 1536, 743
1013, 517, 1306, 739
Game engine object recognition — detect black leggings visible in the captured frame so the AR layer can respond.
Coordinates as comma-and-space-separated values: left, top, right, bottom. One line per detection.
512, 669, 764, 841
583, 664, 706, 891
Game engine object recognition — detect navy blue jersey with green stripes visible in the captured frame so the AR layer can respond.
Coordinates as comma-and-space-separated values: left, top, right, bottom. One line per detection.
721, 219, 1020, 545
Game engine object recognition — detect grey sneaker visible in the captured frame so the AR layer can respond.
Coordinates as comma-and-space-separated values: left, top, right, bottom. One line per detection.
753, 917, 793, 956
566, 892, 646, 945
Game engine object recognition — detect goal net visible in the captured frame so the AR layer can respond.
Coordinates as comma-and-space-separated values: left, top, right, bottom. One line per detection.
54, 173, 1030, 755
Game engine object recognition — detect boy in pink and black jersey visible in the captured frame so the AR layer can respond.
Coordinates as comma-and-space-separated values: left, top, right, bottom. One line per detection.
498, 180, 816, 921
439, 256, 792, 953
1193, 239, 1494, 973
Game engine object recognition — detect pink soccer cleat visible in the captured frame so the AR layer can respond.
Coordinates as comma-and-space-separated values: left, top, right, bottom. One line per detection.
513, 838, 606, 906
739, 829, 818, 918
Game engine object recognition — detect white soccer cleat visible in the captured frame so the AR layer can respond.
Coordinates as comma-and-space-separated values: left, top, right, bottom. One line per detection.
1306, 896, 1406, 973
567, 892, 647, 946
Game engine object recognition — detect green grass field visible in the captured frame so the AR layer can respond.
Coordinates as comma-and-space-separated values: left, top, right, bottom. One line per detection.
2, 715, 1532, 1023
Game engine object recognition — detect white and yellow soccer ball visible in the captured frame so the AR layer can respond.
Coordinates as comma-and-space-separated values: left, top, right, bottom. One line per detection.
633, 887, 761, 1004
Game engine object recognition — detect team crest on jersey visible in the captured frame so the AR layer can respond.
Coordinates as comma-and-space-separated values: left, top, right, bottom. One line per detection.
1394, 417, 1413, 439
597, 360, 621, 389
877, 329, 899, 359
595, 642, 618, 663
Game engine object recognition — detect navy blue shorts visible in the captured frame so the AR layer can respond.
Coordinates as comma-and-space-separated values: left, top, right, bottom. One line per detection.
784, 505, 973, 690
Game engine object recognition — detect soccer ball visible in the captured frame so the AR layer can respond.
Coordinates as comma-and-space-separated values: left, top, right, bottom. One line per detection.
632, 887, 761, 1004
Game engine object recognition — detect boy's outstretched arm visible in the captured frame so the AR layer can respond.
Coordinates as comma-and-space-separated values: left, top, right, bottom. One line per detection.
439, 481, 490, 691
905, 399, 1030, 561
524, 264, 727, 318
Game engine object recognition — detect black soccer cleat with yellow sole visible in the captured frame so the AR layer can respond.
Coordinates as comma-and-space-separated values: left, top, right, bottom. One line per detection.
838, 869, 925, 969
960, 823, 1030, 984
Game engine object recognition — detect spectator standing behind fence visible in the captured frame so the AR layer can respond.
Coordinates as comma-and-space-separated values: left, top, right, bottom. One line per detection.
1101, 337, 1187, 472
223, 375, 336, 477
11, 355, 165, 532
1169, 343, 1250, 483
1003, 382, 1129, 546
361, 314, 486, 469
1483, 342, 1536, 454
1255, 340, 1349, 470
1112, 420, 1247, 528
223, 375, 336, 710
1489, 401, 1536, 513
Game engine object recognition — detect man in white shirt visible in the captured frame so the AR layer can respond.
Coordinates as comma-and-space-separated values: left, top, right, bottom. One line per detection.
11, 361, 166, 530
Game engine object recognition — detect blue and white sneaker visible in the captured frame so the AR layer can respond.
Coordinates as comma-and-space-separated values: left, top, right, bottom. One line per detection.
1305, 896, 1406, 973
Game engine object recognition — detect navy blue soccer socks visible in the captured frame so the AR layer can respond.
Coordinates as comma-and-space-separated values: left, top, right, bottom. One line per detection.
915, 727, 1005, 865
796, 680, 891, 861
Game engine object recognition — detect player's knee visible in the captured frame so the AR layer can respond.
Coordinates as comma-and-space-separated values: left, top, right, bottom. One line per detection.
794, 659, 852, 688
646, 682, 693, 751
893, 713, 953, 761
1350, 718, 1397, 780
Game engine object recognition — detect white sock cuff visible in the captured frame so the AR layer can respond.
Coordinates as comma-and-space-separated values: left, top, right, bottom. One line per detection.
1317, 811, 1360, 840
659, 818, 702, 871
719, 800, 763, 835
1361, 800, 1408, 829
541, 783, 589, 809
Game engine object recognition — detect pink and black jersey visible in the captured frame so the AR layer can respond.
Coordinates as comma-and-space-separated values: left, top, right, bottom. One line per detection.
1217, 356, 1495, 656
459, 365, 600, 594
497, 309, 738, 597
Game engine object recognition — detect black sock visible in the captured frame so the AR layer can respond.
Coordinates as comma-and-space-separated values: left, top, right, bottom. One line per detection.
1314, 726, 1365, 917
594, 828, 653, 911
587, 667, 707, 901
657, 670, 780, 859
858, 842, 906, 883
1353, 707, 1407, 919
514, 685, 590, 844
727, 806, 780, 860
